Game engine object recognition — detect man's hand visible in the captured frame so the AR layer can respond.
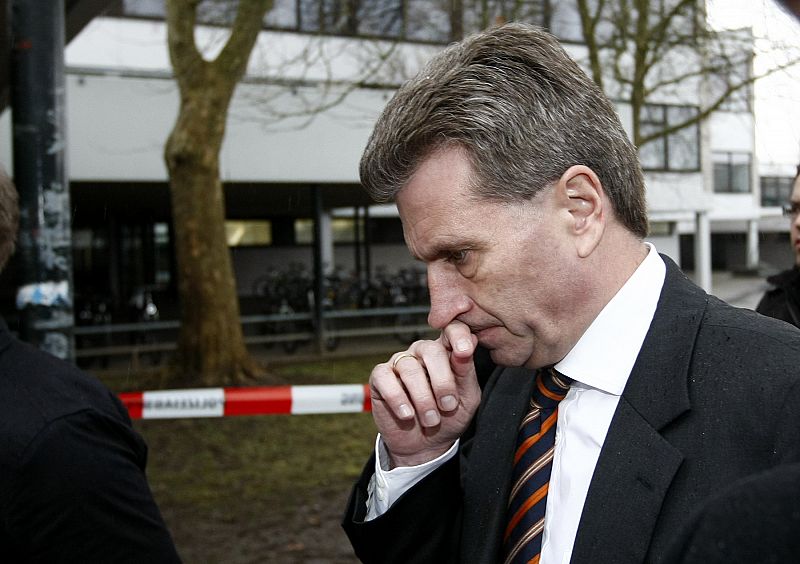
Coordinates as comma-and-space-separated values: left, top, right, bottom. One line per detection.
369, 320, 482, 468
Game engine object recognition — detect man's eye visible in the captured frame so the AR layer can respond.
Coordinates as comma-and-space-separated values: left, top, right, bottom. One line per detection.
448, 250, 469, 264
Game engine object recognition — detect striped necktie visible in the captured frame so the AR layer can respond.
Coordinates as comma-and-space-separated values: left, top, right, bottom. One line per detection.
503, 368, 572, 564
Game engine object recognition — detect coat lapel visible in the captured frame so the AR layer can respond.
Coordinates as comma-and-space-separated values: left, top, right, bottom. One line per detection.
571, 257, 706, 563
461, 365, 536, 564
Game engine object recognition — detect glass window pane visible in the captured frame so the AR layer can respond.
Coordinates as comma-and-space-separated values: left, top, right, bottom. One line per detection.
668, 125, 699, 171
665, 106, 699, 171
714, 162, 731, 193
358, 0, 403, 37
462, 0, 546, 34
666, 105, 696, 127
226, 220, 272, 246
197, 0, 238, 25
298, 0, 321, 31
265, 0, 298, 29
639, 137, 666, 170
509, 0, 547, 25
730, 162, 750, 193
641, 104, 665, 125
406, 0, 451, 42
462, 0, 497, 34
295, 219, 313, 244
122, 0, 165, 17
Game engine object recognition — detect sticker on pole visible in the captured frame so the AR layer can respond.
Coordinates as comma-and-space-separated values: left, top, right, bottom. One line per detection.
142, 388, 225, 419
291, 384, 366, 414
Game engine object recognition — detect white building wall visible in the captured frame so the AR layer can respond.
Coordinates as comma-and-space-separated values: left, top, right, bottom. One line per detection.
2, 72, 386, 184
0, 12, 766, 284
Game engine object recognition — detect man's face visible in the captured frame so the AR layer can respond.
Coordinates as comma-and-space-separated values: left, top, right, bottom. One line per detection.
790, 176, 800, 267
395, 148, 582, 369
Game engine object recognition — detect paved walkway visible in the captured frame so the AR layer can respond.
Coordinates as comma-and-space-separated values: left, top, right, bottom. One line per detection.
699, 271, 771, 310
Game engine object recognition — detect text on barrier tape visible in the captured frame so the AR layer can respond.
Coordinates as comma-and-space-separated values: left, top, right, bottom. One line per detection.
119, 384, 372, 419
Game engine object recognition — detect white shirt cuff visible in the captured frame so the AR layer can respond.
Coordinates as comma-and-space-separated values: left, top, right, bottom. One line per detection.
364, 434, 459, 521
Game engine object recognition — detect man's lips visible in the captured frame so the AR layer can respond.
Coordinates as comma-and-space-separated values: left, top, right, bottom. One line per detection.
471, 325, 503, 339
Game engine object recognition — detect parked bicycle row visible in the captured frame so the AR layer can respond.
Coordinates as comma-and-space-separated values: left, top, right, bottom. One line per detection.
249, 263, 430, 313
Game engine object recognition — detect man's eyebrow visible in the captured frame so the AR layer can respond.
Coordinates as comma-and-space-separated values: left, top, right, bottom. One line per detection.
416, 240, 479, 262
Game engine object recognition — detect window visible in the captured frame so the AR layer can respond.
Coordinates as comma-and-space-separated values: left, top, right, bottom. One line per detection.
647, 221, 673, 237
118, 0, 552, 44
709, 52, 753, 113
295, 218, 364, 244
713, 152, 751, 194
272, 0, 436, 40
225, 220, 272, 246
761, 176, 795, 207
638, 104, 700, 172
462, 0, 548, 36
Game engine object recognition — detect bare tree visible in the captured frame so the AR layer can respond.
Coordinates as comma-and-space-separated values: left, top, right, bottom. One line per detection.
163, 0, 398, 386
574, 0, 800, 151
164, 0, 273, 386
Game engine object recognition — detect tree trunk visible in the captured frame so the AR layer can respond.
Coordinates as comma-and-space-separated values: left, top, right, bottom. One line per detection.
162, 0, 273, 387
165, 89, 262, 387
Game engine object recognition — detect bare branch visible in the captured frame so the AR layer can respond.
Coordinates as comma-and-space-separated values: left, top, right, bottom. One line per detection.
165, 0, 207, 89
213, 0, 273, 84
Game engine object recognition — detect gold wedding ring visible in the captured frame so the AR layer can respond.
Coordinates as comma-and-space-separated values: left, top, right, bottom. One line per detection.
392, 352, 417, 369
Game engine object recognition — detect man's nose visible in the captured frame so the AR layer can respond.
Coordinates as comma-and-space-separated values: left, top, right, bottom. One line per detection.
426, 264, 470, 329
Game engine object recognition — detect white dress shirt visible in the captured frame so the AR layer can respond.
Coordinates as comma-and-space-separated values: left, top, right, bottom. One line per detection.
366, 244, 666, 564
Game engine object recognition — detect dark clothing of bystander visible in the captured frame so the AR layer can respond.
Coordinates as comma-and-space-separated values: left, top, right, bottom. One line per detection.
756, 266, 800, 329
0, 318, 181, 563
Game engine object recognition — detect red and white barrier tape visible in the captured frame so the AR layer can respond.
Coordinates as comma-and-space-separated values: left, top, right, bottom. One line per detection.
119, 384, 372, 420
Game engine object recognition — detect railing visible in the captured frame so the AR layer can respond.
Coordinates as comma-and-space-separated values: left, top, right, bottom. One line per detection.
73, 305, 433, 368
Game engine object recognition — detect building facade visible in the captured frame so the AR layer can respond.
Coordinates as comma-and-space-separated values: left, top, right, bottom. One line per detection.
1, 0, 796, 325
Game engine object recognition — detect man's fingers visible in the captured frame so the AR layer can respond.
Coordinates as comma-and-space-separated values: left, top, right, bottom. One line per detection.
391, 350, 444, 427
440, 321, 478, 360
413, 342, 460, 413
370, 363, 415, 421
372, 335, 481, 430
372, 351, 444, 427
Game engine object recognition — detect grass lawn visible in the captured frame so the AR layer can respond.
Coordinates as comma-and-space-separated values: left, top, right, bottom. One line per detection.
121, 355, 385, 563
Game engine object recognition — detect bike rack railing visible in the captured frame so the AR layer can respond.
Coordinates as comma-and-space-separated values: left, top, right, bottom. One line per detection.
72, 305, 433, 364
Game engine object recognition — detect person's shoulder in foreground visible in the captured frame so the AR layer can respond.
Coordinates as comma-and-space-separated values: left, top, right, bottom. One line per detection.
0, 318, 182, 562
0, 165, 180, 562
662, 462, 800, 564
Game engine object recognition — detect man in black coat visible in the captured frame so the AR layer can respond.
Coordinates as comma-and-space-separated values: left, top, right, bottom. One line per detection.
342, 24, 800, 564
756, 165, 800, 328
0, 167, 181, 562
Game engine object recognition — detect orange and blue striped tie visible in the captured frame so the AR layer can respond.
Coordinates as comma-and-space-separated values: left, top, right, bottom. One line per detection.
503, 368, 572, 564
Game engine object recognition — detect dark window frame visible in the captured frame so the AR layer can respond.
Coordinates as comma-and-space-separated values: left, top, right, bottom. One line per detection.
713, 151, 752, 194
639, 103, 701, 173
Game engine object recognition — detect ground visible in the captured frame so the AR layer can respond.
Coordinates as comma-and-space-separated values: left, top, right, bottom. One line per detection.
106, 355, 384, 564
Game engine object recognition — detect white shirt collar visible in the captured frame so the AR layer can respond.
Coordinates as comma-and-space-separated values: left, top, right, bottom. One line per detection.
554, 243, 666, 396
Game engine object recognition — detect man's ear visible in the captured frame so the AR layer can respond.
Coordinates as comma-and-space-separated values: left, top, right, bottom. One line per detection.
557, 165, 605, 258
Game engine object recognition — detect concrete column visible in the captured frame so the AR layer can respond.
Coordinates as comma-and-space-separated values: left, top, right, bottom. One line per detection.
320, 210, 333, 275
694, 211, 712, 292
746, 219, 760, 271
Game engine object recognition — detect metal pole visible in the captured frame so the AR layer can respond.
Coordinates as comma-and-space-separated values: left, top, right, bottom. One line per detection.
363, 205, 371, 281
353, 205, 361, 280
10, 1, 74, 360
312, 185, 325, 354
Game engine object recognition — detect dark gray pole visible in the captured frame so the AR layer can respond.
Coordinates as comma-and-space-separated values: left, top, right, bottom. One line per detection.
10, 1, 74, 360
311, 185, 325, 354
353, 205, 361, 280
363, 205, 371, 281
